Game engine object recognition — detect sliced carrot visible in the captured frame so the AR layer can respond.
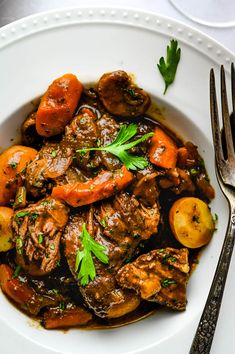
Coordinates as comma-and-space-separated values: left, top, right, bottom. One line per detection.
43, 307, 92, 329
0, 145, 37, 205
36, 73, 83, 137
0, 264, 35, 301
148, 127, 178, 169
52, 166, 133, 207
0, 264, 57, 315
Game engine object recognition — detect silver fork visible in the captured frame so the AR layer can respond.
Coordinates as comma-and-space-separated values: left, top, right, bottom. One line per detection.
189, 64, 235, 354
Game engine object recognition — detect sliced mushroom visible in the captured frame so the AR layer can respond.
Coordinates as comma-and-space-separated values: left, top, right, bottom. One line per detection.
97, 71, 150, 118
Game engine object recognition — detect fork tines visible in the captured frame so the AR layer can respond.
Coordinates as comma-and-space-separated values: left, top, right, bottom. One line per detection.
210, 63, 235, 187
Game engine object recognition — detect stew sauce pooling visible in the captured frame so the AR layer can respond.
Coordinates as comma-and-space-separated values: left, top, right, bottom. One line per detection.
0, 71, 215, 329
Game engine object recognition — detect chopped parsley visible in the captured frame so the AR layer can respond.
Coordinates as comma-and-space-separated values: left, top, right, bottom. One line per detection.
16, 237, 23, 254
13, 265, 21, 278
190, 168, 199, 177
157, 39, 181, 94
160, 278, 177, 288
51, 150, 57, 158
16, 211, 30, 218
162, 254, 177, 265
10, 161, 18, 169
50, 243, 55, 250
29, 212, 39, 221
38, 233, 44, 244
100, 215, 108, 228
59, 301, 65, 310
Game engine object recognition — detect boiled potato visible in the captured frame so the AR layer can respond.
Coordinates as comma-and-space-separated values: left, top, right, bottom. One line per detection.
0, 145, 37, 205
0, 207, 14, 251
169, 197, 215, 248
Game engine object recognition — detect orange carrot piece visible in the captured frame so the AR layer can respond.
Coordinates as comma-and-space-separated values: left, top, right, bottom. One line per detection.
44, 307, 92, 329
52, 166, 133, 207
0, 264, 36, 309
0, 145, 37, 205
148, 127, 178, 169
0, 264, 56, 315
36, 73, 83, 137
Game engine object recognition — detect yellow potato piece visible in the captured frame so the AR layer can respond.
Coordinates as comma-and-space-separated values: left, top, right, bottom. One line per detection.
0, 207, 14, 252
169, 197, 215, 248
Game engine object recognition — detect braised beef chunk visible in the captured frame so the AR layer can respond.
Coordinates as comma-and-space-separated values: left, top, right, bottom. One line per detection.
62, 191, 159, 318
96, 113, 121, 170
132, 166, 159, 206
62, 206, 140, 318
12, 197, 69, 276
98, 71, 150, 117
26, 142, 73, 197
116, 248, 189, 310
63, 107, 100, 170
82, 274, 140, 319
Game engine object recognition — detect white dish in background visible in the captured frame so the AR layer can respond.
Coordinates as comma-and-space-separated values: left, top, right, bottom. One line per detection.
0, 7, 233, 354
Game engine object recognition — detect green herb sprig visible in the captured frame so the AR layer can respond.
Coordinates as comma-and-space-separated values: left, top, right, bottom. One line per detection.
75, 223, 109, 286
157, 39, 181, 94
76, 124, 153, 171
160, 278, 177, 288
13, 265, 21, 278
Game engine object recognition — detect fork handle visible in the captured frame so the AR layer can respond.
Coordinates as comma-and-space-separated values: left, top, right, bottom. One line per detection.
189, 204, 235, 354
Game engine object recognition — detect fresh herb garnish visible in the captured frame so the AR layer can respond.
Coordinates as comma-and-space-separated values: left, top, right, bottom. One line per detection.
157, 39, 181, 94
38, 233, 44, 244
13, 265, 21, 278
59, 301, 65, 310
162, 254, 176, 265
50, 243, 55, 250
10, 161, 18, 169
160, 278, 177, 288
40, 200, 50, 206
16, 211, 30, 218
16, 237, 23, 254
75, 223, 109, 286
29, 212, 39, 221
51, 150, 57, 158
76, 124, 153, 171
124, 88, 138, 98
190, 168, 199, 177
100, 215, 108, 228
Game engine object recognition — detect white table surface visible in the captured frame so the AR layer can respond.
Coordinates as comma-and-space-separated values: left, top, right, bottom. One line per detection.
0, 1, 234, 353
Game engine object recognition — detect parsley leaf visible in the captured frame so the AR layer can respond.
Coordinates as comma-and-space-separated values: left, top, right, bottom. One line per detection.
10, 161, 18, 169
51, 150, 57, 157
13, 265, 21, 278
76, 124, 153, 171
16, 211, 30, 218
75, 223, 109, 286
38, 233, 44, 244
160, 278, 177, 288
157, 39, 181, 94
